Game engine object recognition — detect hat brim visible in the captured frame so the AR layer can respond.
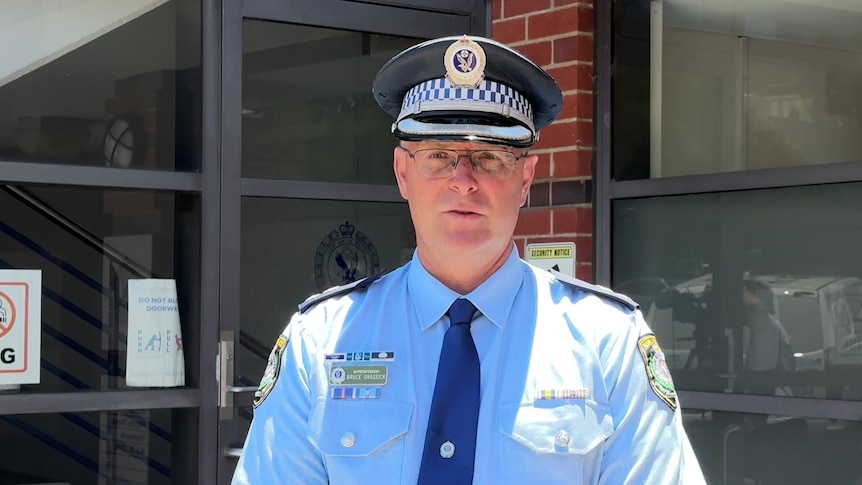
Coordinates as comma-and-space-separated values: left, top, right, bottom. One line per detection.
393, 118, 534, 148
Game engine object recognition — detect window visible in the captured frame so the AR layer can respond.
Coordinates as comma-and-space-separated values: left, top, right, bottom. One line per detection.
241, 20, 420, 183
612, 0, 862, 180
684, 409, 862, 484
0, 184, 199, 393
613, 183, 862, 400
0, 408, 195, 483
237, 197, 413, 387
0, 1, 201, 171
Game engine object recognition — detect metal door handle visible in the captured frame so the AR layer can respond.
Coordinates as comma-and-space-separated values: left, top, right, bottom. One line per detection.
227, 385, 258, 393
224, 447, 243, 458
220, 331, 254, 419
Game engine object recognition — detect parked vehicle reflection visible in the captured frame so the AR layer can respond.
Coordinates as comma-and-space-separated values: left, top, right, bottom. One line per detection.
644, 273, 862, 400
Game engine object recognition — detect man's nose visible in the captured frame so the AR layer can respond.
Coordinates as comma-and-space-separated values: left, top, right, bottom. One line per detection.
452, 154, 479, 173
448, 154, 479, 190
452, 153, 474, 169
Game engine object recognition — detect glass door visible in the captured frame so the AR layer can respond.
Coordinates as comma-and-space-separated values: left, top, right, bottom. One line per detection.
215, 0, 485, 482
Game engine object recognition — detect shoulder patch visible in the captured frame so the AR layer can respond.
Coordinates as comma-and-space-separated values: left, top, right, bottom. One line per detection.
637, 333, 677, 410
550, 270, 639, 311
298, 271, 386, 314
253, 334, 288, 408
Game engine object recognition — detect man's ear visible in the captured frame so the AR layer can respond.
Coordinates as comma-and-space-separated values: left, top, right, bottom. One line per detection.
393, 145, 410, 201
519, 154, 538, 207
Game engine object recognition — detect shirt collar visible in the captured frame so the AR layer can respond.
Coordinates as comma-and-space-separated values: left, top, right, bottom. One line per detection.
407, 244, 525, 331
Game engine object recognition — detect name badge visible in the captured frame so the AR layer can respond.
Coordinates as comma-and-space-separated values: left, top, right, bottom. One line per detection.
329, 365, 388, 386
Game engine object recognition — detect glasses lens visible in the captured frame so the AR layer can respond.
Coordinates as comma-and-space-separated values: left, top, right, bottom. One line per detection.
471, 151, 517, 176
414, 149, 458, 178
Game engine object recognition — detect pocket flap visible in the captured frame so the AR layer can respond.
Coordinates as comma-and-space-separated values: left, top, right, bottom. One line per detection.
499, 400, 614, 455
308, 398, 413, 457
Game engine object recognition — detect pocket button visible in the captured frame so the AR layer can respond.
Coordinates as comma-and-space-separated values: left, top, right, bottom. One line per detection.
341, 432, 356, 448
554, 430, 570, 451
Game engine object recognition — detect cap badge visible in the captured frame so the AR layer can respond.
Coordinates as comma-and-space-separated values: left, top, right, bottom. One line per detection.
444, 35, 486, 89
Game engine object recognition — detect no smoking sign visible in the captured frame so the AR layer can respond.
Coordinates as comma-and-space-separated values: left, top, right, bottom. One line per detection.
0, 270, 41, 384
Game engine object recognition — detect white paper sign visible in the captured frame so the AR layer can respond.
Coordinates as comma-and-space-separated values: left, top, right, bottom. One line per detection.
0, 269, 41, 385
126, 279, 185, 387
525, 242, 577, 276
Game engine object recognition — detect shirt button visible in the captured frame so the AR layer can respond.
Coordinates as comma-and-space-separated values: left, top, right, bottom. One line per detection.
554, 430, 570, 450
341, 432, 356, 448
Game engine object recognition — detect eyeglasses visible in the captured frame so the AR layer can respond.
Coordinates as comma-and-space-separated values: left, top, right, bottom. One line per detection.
400, 146, 525, 179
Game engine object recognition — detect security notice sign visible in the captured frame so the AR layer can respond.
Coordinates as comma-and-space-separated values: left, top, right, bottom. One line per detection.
0, 270, 41, 384
525, 242, 576, 276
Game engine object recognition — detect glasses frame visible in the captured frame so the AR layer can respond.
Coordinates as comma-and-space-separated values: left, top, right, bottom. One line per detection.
399, 145, 528, 179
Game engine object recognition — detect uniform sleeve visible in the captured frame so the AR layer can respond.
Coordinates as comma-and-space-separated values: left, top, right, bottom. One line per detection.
231, 314, 328, 484
598, 308, 707, 484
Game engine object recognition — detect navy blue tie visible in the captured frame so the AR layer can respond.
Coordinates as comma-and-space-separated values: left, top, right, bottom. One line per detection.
418, 298, 480, 485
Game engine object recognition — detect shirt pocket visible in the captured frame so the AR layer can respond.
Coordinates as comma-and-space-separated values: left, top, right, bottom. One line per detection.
308, 397, 413, 484
497, 399, 614, 483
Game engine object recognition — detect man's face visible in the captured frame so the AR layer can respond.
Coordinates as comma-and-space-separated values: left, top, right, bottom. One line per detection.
394, 140, 537, 261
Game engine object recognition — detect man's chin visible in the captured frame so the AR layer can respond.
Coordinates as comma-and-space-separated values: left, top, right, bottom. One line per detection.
437, 233, 500, 256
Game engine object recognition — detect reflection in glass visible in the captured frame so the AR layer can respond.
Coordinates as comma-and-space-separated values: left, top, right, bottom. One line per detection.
613, 0, 862, 179
0, 1, 202, 170
0, 408, 194, 484
238, 197, 413, 388
0, 185, 200, 393
684, 409, 862, 484
241, 20, 421, 183
613, 183, 862, 400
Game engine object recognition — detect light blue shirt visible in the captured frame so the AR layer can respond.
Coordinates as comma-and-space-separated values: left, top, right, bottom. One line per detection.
233, 245, 706, 484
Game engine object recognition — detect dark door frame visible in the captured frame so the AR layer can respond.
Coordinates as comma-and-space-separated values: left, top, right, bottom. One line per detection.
211, 0, 488, 482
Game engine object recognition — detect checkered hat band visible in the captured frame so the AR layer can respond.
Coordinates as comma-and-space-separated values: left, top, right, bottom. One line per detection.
400, 78, 533, 121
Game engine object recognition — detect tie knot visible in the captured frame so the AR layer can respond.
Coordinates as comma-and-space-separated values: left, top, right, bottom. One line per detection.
448, 298, 477, 326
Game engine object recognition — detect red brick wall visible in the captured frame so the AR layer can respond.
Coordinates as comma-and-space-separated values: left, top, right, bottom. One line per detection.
492, 0, 595, 282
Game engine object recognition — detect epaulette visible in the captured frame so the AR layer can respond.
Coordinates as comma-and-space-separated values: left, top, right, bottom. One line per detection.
298, 271, 386, 314
550, 269, 639, 311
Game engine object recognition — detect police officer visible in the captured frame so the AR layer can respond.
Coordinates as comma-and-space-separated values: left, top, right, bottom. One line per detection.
233, 35, 706, 484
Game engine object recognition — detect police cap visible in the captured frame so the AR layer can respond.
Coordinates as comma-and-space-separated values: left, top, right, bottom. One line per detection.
372, 35, 563, 148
